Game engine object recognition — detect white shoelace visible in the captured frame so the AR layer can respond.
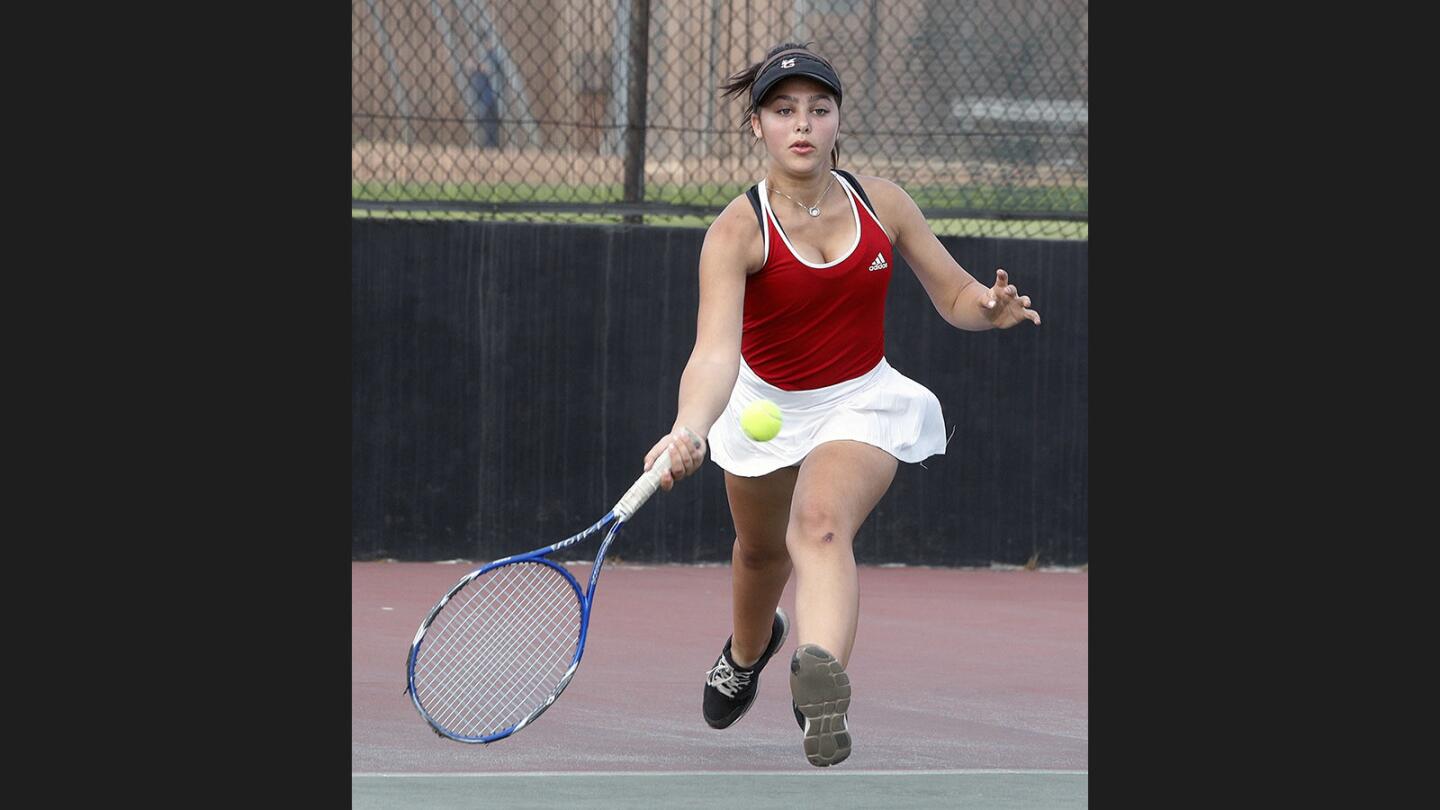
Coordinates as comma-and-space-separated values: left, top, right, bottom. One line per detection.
706, 657, 753, 698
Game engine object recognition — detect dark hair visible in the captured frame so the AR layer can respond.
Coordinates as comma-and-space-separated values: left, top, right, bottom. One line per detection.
720, 42, 842, 168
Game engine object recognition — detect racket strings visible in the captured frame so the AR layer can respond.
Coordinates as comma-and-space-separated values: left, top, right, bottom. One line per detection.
420, 564, 578, 727
422, 564, 564, 672
419, 567, 579, 736
424, 575, 570, 697
467, 605, 580, 728
431, 583, 579, 730
412, 561, 583, 738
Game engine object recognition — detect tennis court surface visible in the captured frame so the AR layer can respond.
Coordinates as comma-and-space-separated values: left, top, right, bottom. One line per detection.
353, 561, 1087, 808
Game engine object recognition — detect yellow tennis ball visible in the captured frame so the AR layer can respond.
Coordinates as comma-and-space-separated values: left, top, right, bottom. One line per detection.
740, 399, 782, 442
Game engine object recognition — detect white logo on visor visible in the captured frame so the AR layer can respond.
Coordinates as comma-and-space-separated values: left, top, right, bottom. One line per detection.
781, 58, 796, 68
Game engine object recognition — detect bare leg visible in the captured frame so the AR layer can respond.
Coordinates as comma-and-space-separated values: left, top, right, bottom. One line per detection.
723, 465, 798, 666
786, 441, 897, 667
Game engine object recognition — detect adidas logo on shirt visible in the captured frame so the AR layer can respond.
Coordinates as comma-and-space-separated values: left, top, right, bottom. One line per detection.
867, 253, 889, 272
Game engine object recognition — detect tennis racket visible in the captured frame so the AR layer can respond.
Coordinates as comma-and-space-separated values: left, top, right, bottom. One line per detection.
405, 439, 697, 744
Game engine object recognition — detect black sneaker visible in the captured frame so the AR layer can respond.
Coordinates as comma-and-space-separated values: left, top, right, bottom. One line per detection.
790, 643, 852, 767
703, 607, 790, 729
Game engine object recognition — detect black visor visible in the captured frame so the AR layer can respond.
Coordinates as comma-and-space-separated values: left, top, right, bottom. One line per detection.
750, 50, 843, 109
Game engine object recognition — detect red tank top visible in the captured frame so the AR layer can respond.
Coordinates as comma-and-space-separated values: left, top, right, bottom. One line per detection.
741, 172, 893, 390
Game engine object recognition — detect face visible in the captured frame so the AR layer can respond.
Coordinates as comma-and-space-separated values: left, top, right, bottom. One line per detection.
751, 77, 839, 174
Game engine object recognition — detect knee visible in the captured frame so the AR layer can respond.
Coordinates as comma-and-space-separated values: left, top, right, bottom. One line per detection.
733, 536, 788, 570
786, 503, 851, 554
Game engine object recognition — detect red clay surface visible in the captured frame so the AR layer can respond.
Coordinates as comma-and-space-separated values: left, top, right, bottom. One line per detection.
352, 561, 1087, 773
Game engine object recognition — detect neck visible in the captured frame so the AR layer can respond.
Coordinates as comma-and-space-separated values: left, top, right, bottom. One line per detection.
766, 167, 833, 200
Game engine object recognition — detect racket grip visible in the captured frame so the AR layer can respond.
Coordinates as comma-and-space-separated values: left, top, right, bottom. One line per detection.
613, 448, 671, 521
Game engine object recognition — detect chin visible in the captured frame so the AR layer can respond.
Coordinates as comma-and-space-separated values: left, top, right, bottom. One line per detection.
774, 150, 828, 172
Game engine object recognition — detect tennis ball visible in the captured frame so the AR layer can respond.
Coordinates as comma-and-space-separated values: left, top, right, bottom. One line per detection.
740, 399, 782, 442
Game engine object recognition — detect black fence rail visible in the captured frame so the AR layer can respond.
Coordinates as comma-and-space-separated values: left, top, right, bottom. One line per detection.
352, 0, 1088, 238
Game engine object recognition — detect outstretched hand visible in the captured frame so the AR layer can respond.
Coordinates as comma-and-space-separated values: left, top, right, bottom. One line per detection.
981, 268, 1041, 327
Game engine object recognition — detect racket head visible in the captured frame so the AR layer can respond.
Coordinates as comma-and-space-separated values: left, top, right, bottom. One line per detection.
407, 557, 588, 743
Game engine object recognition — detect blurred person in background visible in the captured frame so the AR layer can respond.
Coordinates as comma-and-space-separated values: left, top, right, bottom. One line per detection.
466, 39, 504, 148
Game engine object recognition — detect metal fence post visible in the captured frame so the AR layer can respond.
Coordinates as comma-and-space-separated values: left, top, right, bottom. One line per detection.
622, 0, 651, 224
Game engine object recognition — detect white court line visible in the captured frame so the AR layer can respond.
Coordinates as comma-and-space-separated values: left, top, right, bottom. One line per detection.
354, 770, 1087, 778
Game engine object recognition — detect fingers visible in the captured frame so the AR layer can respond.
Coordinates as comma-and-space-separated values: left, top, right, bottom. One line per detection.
1020, 294, 1041, 325
997, 266, 1017, 302
984, 268, 1010, 309
663, 435, 694, 490
669, 437, 687, 483
643, 440, 667, 471
647, 428, 707, 491
675, 428, 707, 475
645, 440, 673, 490
979, 269, 1041, 327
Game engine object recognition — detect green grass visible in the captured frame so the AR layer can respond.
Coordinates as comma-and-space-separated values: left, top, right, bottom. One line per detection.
351, 180, 1086, 211
351, 207, 1086, 240
352, 181, 1087, 240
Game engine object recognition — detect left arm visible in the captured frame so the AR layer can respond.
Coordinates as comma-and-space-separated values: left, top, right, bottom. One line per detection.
866, 176, 1041, 330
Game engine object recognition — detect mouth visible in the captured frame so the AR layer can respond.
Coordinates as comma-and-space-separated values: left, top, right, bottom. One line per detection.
789, 141, 815, 155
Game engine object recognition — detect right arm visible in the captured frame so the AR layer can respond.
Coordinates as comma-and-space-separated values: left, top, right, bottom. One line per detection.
645, 196, 762, 489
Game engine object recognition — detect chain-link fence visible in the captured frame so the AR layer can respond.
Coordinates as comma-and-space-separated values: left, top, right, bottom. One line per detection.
353, 0, 1087, 239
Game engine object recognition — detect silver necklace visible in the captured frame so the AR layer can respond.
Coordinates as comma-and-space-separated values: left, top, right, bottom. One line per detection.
769, 173, 834, 217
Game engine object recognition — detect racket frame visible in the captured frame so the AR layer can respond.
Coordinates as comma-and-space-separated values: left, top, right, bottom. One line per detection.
405, 446, 677, 744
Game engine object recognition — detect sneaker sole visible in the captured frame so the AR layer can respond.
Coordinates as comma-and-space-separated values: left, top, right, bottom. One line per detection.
790, 644, 851, 767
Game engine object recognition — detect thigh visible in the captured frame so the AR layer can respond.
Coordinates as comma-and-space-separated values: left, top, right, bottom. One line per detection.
724, 465, 799, 556
790, 441, 898, 539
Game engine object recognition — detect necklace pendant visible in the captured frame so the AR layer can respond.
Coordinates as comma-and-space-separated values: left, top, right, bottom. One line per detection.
807, 206, 820, 217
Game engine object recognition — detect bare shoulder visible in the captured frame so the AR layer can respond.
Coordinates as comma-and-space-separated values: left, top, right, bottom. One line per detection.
846, 174, 919, 240
702, 194, 765, 273
707, 193, 762, 239
848, 174, 915, 213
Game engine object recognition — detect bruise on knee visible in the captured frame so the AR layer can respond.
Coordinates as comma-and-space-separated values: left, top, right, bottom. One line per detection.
788, 527, 849, 556
788, 502, 852, 553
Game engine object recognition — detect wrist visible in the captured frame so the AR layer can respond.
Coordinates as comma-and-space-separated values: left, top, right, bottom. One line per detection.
671, 424, 707, 446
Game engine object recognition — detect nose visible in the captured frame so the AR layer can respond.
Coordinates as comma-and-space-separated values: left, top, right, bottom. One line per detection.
794, 114, 810, 133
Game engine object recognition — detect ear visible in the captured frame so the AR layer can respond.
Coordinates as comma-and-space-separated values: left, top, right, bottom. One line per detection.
750, 112, 762, 140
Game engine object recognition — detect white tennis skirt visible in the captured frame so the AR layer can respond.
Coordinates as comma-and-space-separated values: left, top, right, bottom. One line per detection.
708, 357, 948, 477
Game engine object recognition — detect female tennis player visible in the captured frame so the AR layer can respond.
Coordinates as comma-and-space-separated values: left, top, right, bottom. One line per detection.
642, 42, 1041, 767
